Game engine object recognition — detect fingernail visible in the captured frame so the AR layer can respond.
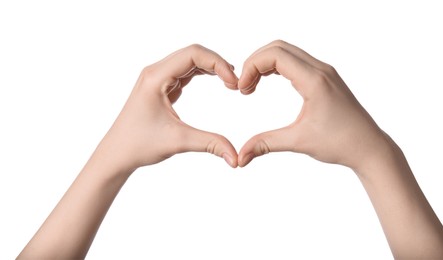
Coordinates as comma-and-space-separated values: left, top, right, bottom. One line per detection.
240, 153, 254, 167
223, 153, 235, 168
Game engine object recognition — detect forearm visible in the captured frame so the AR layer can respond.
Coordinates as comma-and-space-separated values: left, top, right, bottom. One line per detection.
355, 136, 443, 259
17, 146, 132, 259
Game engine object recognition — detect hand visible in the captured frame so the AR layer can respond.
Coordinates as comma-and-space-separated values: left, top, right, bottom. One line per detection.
99, 44, 239, 173
17, 45, 240, 259
238, 40, 388, 170
238, 40, 443, 258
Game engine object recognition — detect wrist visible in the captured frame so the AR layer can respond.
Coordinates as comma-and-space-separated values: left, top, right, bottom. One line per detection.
352, 132, 409, 180
86, 138, 137, 182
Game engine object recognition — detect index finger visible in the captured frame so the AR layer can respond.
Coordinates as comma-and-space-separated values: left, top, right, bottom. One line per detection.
238, 45, 316, 96
157, 44, 239, 90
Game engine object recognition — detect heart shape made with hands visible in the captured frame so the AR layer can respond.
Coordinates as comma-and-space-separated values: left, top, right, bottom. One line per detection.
160, 43, 310, 169
163, 45, 309, 169
174, 72, 300, 165
152, 41, 365, 170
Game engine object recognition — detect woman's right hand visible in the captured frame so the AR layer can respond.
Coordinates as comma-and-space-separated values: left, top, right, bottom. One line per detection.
238, 40, 389, 171
238, 40, 443, 259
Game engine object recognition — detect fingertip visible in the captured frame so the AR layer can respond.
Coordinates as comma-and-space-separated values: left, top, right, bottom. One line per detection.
238, 153, 254, 168
223, 153, 238, 168
205, 131, 238, 167
238, 132, 274, 167
230, 70, 240, 87
240, 88, 255, 95
238, 71, 259, 95
237, 74, 248, 90
239, 81, 256, 95
224, 81, 238, 90
214, 59, 238, 90
220, 70, 239, 90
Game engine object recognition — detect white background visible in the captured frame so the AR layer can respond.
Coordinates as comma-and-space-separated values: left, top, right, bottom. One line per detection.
1, 1, 442, 259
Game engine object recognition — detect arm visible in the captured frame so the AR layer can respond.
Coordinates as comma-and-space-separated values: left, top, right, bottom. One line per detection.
237, 40, 443, 259
17, 44, 239, 259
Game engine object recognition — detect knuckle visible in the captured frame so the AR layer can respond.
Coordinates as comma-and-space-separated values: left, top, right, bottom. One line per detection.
206, 136, 220, 154
311, 64, 337, 87
270, 45, 286, 54
259, 140, 271, 155
242, 60, 253, 73
242, 58, 258, 75
186, 43, 204, 53
253, 136, 271, 155
322, 63, 337, 75
312, 68, 330, 86
141, 65, 154, 78
136, 65, 157, 91
268, 45, 288, 59
270, 39, 288, 47
243, 56, 253, 67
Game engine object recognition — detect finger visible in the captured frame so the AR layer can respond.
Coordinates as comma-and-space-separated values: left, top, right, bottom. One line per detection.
238, 46, 314, 97
181, 126, 238, 168
251, 40, 326, 70
166, 66, 232, 104
158, 44, 238, 90
166, 68, 205, 99
238, 126, 297, 167
175, 67, 213, 90
238, 67, 278, 95
239, 72, 261, 95
238, 41, 298, 95
168, 88, 182, 104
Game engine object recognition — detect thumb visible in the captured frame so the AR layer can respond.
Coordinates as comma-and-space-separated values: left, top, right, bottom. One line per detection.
238, 126, 297, 167
181, 126, 238, 168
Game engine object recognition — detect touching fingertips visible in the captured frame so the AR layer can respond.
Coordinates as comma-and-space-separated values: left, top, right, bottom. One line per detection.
222, 153, 237, 168
229, 72, 240, 87
239, 78, 257, 94
239, 153, 254, 167
221, 73, 238, 89
225, 82, 238, 90
240, 84, 255, 94
238, 71, 259, 93
240, 89, 253, 95
220, 64, 239, 90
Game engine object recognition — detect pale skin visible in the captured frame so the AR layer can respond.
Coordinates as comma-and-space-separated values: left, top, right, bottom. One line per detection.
18, 41, 443, 259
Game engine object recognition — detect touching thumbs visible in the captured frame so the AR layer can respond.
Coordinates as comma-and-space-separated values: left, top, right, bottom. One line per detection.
238, 126, 297, 167
181, 126, 238, 168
